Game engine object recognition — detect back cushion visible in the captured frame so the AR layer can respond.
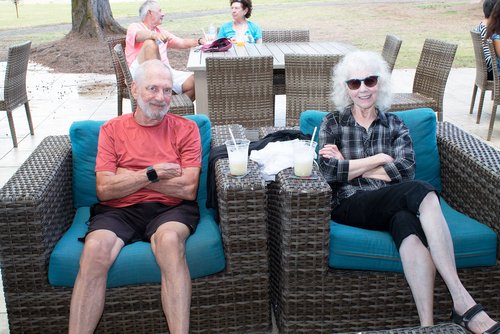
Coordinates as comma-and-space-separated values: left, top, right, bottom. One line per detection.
300, 108, 442, 191
70, 120, 104, 208
69, 115, 211, 208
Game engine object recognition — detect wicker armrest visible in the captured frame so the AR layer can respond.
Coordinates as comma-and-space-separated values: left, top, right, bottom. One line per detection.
211, 124, 246, 148
214, 159, 268, 272
267, 166, 331, 312
0, 135, 74, 291
437, 122, 500, 255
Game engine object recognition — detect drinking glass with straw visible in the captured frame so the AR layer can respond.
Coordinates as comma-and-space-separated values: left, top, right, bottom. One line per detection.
225, 127, 250, 176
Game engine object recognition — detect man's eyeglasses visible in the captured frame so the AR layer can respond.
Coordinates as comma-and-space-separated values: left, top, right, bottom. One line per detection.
145, 85, 172, 97
345, 75, 379, 90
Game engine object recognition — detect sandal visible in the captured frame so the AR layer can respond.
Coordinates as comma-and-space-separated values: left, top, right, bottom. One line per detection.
451, 304, 500, 334
484, 322, 500, 334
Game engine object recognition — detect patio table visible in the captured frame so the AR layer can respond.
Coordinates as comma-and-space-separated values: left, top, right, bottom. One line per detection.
186, 41, 356, 115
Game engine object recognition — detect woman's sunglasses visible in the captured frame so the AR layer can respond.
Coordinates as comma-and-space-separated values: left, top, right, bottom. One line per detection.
345, 76, 379, 90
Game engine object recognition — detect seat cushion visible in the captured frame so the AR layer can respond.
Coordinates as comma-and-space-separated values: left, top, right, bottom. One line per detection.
50, 114, 225, 287
329, 198, 497, 271
49, 206, 225, 287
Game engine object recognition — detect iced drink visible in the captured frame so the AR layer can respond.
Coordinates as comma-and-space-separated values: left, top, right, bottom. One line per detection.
225, 139, 250, 176
293, 140, 317, 177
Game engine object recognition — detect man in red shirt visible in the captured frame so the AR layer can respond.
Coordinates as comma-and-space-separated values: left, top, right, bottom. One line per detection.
68, 59, 202, 334
125, 0, 205, 101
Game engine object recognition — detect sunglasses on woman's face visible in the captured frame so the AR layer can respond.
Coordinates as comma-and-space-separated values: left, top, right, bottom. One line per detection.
345, 75, 379, 90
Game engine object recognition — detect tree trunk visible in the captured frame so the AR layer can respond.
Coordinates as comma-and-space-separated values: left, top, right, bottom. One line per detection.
71, 0, 126, 40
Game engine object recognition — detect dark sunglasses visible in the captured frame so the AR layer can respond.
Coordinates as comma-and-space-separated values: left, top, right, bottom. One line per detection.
345, 75, 379, 90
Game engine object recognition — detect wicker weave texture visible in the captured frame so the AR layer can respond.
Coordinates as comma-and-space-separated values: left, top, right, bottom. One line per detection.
486, 40, 499, 141
106, 37, 132, 116
0, 134, 271, 333
206, 56, 274, 128
469, 30, 494, 121
262, 30, 310, 96
0, 40, 34, 147
262, 30, 310, 43
109, 36, 195, 117
341, 323, 468, 334
381, 34, 402, 73
211, 124, 246, 147
390, 39, 457, 122
268, 122, 500, 333
285, 54, 341, 126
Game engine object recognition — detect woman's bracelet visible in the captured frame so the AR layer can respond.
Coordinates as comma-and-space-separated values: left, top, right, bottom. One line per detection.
197, 37, 203, 45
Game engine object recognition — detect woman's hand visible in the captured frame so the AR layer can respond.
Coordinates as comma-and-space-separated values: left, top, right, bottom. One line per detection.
375, 153, 394, 165
319, 144, 344, 160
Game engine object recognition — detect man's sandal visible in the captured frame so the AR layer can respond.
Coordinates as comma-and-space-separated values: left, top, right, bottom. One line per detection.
451, 303, 500, 334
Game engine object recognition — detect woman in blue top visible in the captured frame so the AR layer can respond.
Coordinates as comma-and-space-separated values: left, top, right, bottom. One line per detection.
487, 1, 500, 75
218, 0, 262, 44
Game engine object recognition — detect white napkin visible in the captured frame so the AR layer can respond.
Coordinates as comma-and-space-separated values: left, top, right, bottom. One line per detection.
249, 140, 299, 181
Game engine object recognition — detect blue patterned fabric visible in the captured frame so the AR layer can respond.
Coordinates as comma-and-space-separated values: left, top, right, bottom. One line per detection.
49, 115, 226, 287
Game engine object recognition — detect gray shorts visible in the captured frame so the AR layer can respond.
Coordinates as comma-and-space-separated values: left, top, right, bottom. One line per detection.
82, 201, 199, 245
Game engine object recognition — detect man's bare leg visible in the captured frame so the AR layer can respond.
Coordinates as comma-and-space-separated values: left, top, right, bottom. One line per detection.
137, 39, 161, 64
151, 222, 191, 334
69, 230, 124, 334
181, 75, 195, 101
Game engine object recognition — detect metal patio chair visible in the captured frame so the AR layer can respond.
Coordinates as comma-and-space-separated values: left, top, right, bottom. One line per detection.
390, 39, 457, 122
0, 41, 34, 147
486, 39, 499, 140
284, 53, 341, 126
470, 29, 495, 124
262, 29, 310, 97
108, 36, 194, 116
381, 34, 403, 73
206, 56, 274, 128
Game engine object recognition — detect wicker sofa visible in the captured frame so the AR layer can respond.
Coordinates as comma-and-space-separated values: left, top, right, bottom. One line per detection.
0, 116, 271, 333
267, 109, 500, 333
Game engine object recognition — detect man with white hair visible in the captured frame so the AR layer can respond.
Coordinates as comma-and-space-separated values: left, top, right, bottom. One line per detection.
125, 0, 205, 101
69, 60, 201, 334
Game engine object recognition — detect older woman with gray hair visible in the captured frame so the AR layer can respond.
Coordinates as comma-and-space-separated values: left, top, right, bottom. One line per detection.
318, 50, 499, 334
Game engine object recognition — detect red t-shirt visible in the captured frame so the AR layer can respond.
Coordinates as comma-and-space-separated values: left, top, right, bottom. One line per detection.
95, 113, 202, 207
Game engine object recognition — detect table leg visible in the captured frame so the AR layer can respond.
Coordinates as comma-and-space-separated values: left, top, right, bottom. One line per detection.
193, 70, 208, 115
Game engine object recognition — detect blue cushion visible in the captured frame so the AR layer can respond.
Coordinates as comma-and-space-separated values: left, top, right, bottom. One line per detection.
49, 206, 225, 287
329, 198, 497, 272
49, 115, 225, 287
70, 120, 105, 208
299, 109, 497, 271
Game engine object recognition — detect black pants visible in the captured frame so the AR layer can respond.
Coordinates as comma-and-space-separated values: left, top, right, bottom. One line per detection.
331, 180, 437, 250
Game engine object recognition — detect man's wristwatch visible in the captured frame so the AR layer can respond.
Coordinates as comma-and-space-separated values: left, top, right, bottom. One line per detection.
146, 166, 159, 183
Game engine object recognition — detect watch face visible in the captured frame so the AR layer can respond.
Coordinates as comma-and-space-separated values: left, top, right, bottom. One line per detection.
147, 167, 159, 182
